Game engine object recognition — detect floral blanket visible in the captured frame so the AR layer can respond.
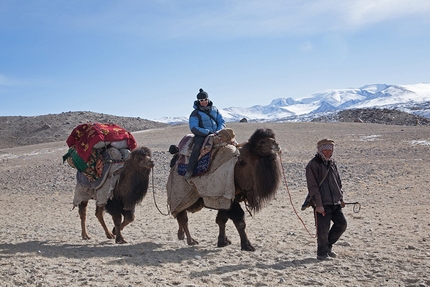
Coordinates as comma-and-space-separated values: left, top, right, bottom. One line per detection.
66, 123, 137, 162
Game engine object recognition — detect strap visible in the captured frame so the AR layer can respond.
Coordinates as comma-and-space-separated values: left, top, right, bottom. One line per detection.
203, 109, 219, 125
193, 109, 219, 128
302, 163, 331, 211
318, 166, 330, 187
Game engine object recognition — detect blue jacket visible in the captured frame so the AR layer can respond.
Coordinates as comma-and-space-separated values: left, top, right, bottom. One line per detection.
189, 100, 226, 137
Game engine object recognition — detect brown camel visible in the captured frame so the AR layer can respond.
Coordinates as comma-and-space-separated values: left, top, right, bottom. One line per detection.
76, 146, 154, 244
168, 128, 282, 251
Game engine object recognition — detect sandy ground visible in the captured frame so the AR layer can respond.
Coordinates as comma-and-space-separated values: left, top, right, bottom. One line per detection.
0, 122, 429, 287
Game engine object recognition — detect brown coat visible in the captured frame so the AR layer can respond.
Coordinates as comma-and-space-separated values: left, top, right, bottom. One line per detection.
305, 154, 343, 208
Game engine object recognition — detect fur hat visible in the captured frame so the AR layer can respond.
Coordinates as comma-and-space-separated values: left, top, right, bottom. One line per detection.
217, 128, 236, 143
197, 88, 208, 100
317, 139, 335, 150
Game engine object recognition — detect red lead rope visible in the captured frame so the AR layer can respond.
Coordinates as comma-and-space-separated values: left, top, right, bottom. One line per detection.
278, 152, 316, 239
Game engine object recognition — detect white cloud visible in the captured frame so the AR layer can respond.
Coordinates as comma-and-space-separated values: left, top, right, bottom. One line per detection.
0, 74, 18, 86
3, 0, 430, 39
338, 0, 430, 27
0, 74, 49, 87
300, 41, 313, 51
162, 0, 430, 37
254, 0, 430, 33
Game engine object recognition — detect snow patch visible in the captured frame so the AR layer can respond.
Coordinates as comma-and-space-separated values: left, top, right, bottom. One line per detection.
359, 135, 381, 141
410, 140, 430, 146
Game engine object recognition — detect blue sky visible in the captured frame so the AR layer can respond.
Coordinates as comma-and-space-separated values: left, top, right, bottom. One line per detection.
1, 0, 430, 120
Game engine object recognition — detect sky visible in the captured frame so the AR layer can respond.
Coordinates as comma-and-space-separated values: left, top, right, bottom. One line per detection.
1, 0, 430, 120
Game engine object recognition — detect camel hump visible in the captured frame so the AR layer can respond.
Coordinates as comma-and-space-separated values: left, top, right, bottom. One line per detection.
217, 128, 236, 145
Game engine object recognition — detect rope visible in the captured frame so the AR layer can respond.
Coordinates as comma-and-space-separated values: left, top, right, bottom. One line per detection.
151, 167, 170, 216
344, 202, 361, 213
244, 201, 253, 217
278, 152, 316, 238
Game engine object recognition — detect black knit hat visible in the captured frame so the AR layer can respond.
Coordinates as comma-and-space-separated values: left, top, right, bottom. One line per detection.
196, 88, 208, 100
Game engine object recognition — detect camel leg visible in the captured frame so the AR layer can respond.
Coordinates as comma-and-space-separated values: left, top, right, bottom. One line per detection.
95, 205, 115, 240
112, 210, 135, 243
78, 201, 90, 240
111, 212, 127, 244
120, 210, 135, 230
104, 199, 127, 244
177, 219, 185, 240
229, 202, 255, 251
216, 210, 232, 247
109, 209, 134, 243
112, 209, 135, 234
176, 210, 198, 245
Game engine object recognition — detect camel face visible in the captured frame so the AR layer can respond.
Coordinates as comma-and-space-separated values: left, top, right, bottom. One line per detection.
247, 128, 281, 157
138, 154, 154, 170
253, 137, 280, 156
129, 147, 154, 170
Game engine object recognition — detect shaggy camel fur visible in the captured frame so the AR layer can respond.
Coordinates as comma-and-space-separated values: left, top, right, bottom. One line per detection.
170, 128, 282, 251
77, 146, 154, 244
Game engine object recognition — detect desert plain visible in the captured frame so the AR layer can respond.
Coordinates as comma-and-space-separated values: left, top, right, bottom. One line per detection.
0, 121, 429, 287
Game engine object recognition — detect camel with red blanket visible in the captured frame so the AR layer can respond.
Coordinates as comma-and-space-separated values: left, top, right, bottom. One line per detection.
64, 123, 153, 244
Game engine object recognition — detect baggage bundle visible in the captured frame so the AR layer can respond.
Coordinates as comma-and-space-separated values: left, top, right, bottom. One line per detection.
62, 122, 137, 181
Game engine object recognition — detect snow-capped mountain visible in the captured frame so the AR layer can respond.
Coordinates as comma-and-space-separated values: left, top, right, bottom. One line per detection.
157, 83, 430, 124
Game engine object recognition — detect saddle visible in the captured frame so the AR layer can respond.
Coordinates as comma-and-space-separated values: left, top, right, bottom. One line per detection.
76, 147, 128, 190
171, 128, 237, 177
166, 129, 239, 214
174, 134, 214, 177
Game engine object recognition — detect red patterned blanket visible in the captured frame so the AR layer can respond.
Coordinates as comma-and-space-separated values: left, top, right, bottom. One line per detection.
66, 123, 137, 162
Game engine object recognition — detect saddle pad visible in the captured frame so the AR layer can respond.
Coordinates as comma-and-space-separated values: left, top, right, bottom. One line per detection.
76, 147, 125, 190
177, 152, 211, 176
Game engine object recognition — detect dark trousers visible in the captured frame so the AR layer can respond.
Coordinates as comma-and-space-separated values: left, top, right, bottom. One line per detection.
186, 136, 206, 173
315, 205, 347, 256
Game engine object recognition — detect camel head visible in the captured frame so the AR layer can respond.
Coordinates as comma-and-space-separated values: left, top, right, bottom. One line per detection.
234, 128, 282, 213
116, 146, 154, 211
128, 146, 154, 170
248, 128, 280, 156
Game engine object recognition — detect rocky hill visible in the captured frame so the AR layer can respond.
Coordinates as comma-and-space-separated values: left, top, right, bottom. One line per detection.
312, 108, 430, 126
0, 111, 169, 149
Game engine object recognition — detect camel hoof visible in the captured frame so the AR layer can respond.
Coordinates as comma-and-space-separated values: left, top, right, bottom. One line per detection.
115, 238, 127, 244
82, 232, 91, 240
241, 240, 255, 252
187, 238, 199, 246
106, 233, 115, 239
217, 236, 232, 248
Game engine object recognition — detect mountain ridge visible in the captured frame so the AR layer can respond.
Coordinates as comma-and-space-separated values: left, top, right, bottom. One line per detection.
157, 83, 430, 124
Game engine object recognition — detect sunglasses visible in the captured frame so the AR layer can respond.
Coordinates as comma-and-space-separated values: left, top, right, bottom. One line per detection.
199, 98, 208, 102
